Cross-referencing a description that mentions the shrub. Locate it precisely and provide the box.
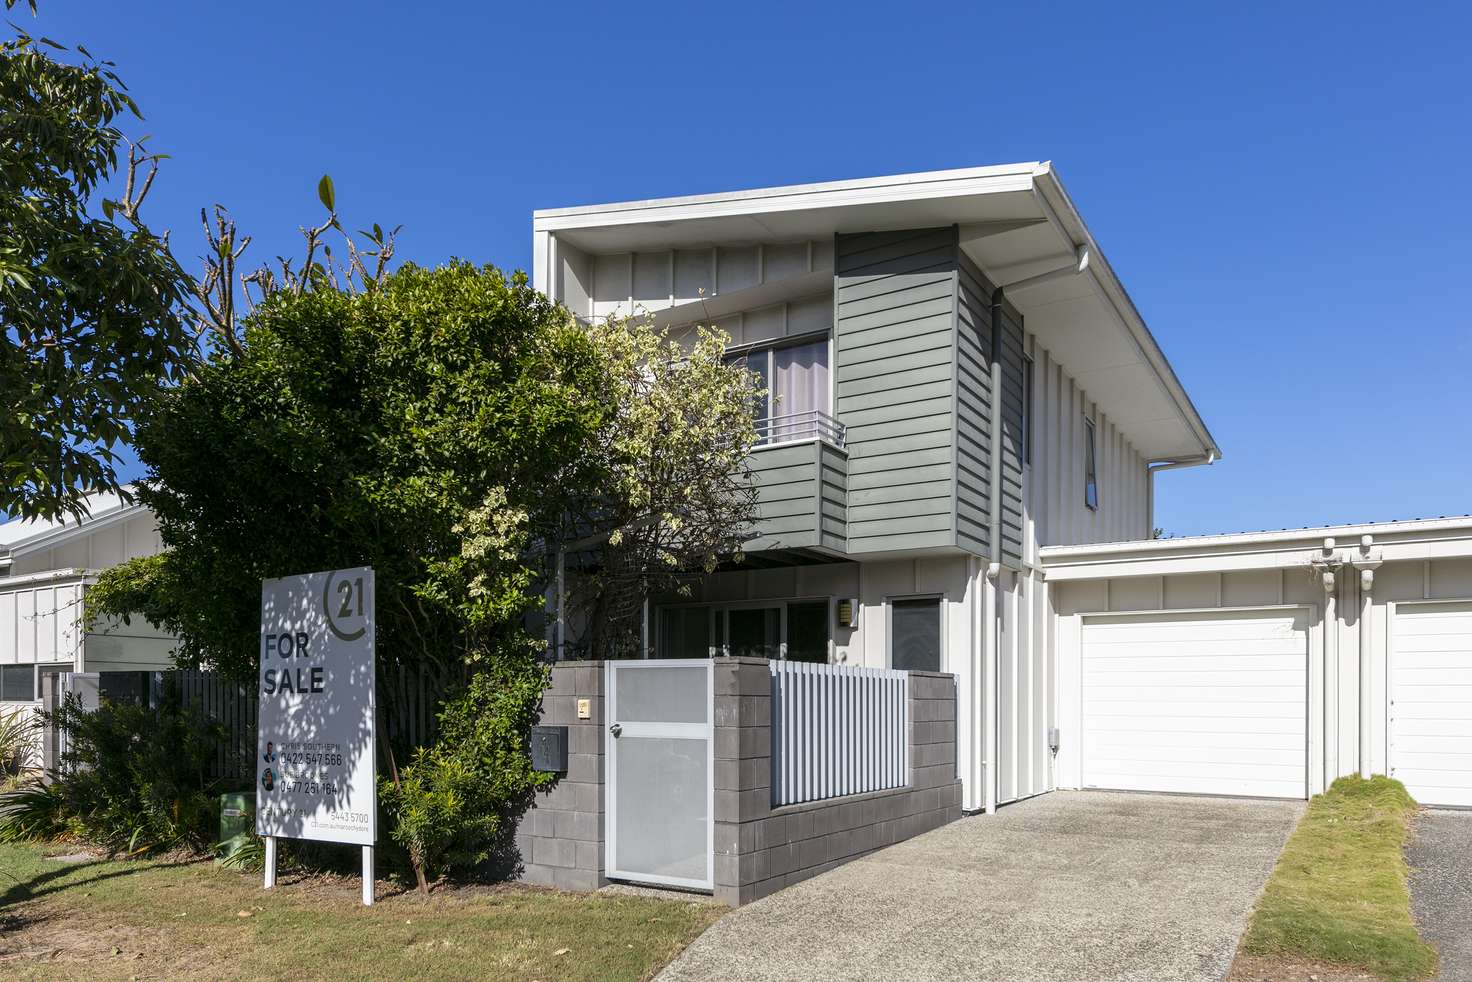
[39,691,235,853]
[0,707,39,777]
[0,780,73,842]
[380,653,554,885]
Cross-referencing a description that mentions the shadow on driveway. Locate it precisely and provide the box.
[660,790,1303,982]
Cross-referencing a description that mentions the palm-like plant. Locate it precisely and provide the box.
[0,708,39,777]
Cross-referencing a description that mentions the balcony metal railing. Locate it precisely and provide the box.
[755,410,846,449]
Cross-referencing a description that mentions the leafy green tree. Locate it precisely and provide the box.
[91,262,610,687]
[0,7,195,520]
[88,261,609,887]
[560,317,761,658]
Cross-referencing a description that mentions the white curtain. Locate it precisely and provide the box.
[772,339,830,440]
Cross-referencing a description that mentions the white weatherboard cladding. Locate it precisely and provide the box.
[1390,601,1472,807]
[1080,608,1309,798]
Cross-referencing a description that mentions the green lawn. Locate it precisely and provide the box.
[0,840,721,981]
[1238,775,1437,982]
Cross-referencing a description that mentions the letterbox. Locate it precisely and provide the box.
[530,725,568,773]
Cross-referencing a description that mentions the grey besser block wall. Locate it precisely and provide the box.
[712,658,961,906]
[513,662,608,893]
[519,658,960,906]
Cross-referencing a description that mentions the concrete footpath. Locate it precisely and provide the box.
[1408,809,1472,982]
[659,791,1302,982]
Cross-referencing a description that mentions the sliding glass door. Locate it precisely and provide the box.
[655,599,833,662]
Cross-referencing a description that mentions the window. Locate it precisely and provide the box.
[656,599,832,662]
[1084,417,1099,511]
[1021,355,1034,466]
[725,334,833,445]
[726,606,780,659]
[658,605,715,659]
[891,598,941,673]
[785,601,830,664]
[0,665,34,702]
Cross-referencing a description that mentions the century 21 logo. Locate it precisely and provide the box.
[324,570,366,642]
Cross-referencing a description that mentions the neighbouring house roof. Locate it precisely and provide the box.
[0,487,147,566]
[534,163,1220,463]
[1040,513,1472,580]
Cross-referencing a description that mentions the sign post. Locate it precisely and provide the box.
[256,567,376,905]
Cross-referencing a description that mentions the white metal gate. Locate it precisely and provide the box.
[605,659,713,891]
[39,671,99,774]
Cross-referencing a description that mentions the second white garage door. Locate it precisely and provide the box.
[1391,601,1472,808]
[1081,608,1309,799]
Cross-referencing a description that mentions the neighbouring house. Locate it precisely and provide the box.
[0,489,175,745]
[531,163,1472,821]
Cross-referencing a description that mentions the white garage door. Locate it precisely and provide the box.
[1391,601,1472,808]
[1081,608,1309,799]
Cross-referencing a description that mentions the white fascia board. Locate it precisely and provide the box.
[532,163,1042,232]
[0,568,92,590]
[1031,165,1221,462]
[6,502,151,559]
[1041,515,1472,580]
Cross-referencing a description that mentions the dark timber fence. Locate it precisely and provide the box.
[39,668,435,784]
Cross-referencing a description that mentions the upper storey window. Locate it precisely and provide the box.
[725,335,842,447]
[1022,355,1034,466]
[1084,416,1100,511]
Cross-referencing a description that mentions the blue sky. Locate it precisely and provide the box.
[27,1,1471,537]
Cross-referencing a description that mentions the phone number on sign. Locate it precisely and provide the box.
[279,780,339,796]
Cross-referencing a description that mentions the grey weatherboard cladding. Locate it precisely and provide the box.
[747,440,849,553]
[743,224,1026,563]
[835,227,961,555]
[955,253,994,557]
[996,296,1026,567]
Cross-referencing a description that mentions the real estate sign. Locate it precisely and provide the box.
[256,567,376,847]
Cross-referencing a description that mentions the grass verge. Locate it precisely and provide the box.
[0,840,722,981]
[1238,775,1437,982]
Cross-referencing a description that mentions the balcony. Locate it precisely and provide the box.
[745,418,848,556]
[755,410,846,449]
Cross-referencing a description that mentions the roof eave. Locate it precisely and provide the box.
[532,162,1043,229]
[1030,164,1221,462]
[5,501,150,558]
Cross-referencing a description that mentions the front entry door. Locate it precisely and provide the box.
[605,659,714,890]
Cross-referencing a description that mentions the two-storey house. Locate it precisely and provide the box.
[534,164,1221,813]
[536,163,1472,818]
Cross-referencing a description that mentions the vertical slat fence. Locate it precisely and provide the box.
[769,661,908,807]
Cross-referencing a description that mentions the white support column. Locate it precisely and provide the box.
[983,564,1001,814]
[1351,535,1383,780]
[263,835,277,890]
[959,557,981,811]
[1311,538,1342,781]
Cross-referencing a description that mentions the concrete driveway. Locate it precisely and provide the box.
[660,791,1302,982]
[1408,809,1472,982]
